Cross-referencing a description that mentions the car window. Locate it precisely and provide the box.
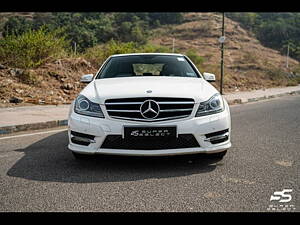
[97,55,200,79]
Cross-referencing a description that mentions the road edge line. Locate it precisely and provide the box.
[226,90,300,105]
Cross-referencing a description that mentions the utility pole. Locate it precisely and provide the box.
[220,12,225,95]
[74,42,77,56]
[286,43,289,69]
[172,38,175,53]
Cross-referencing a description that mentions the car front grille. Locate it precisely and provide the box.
[100,134,200,150]
[105,97,195,122]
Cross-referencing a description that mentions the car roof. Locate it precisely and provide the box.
[110,53,185,57]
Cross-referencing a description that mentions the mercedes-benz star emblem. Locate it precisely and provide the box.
[140,100,160,119]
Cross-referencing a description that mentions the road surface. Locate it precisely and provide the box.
[0,95,299,212]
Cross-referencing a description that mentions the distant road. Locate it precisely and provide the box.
[0,95,299,212]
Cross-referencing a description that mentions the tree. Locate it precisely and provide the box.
[227,12,300,61]
[3,16,33,37]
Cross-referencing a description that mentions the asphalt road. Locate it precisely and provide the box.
[0,95,299,212]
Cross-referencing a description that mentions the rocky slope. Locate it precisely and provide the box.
[0,58,97,107]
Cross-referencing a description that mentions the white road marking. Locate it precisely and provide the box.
[275,160,293,167]
[0,128,68,140]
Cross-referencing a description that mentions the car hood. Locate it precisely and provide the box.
[80,76,219,104]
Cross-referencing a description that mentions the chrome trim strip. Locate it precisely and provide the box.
[160,108,193,112]
[105,102,144,105]
[109,115,189,122]
[157,101,194,104]
[71,136,96,143]
[107,109,140,112]
[204,132,229,142]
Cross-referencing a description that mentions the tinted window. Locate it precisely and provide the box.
[97,55,200,79]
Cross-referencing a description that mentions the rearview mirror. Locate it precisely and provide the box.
[203,72,216,82]
[80,74,93,83]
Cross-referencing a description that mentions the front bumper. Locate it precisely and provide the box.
[68,104,231,156]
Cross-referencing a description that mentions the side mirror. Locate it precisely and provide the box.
[80,74,93,83]
[203,72,216,82]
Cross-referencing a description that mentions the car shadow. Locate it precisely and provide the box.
[7,131,224,183]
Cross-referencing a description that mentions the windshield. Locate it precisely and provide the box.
[96,55,200,79]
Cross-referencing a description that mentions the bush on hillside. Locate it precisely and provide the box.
[0,26,69,69]
[185,49,205,68]
[83,40,173,67]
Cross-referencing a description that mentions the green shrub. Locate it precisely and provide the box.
[286,79,298,86]
[292,64,300,75]
[137,43,171,53]
[294,76,300,84]
[102,40,139,57]
[185,49,205,67]
[83,40,173,67]
[82,45,105,67]
[19,70,40,85]
[83,40,139,67]
[0,26,69,69]
[265,67,286,80]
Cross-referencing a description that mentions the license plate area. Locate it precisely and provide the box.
[123,126,177,140]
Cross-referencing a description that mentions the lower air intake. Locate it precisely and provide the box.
[101,134,200,150]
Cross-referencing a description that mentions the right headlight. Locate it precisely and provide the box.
[74,95,104,118]
[195,93,225,117]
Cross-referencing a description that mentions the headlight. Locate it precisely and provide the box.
[195,93,224,117]
[74,95,104,118]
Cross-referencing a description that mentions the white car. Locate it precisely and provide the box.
[68,53,231,159]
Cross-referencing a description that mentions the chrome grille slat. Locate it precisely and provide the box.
[105,97,194,122]
[158,101,194,104]
[160,109,193,112]
[107,109,140,112]
[105,102,144,105]
[109,115,189,122]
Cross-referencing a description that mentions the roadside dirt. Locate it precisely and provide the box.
[0,58,97,108]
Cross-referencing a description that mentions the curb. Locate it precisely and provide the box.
[0,119,68,135]
[0,89,300,135]
[226,90,300,105]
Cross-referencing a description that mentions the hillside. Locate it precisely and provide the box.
[0,12,299,107]
[150,13,299,92]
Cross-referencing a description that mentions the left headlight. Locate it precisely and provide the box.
[195,93,224,117]
[74,95,104,118]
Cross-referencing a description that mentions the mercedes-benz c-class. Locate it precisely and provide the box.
[68,53,231,159]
